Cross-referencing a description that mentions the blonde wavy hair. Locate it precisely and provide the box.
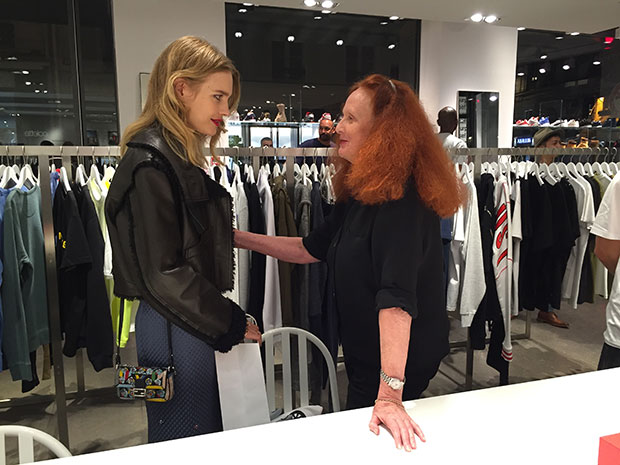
[121,36,241,167]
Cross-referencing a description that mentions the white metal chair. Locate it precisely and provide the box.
[0,425,71,465]
[262,327,340,414]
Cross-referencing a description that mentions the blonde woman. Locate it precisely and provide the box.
[105,36,260,443]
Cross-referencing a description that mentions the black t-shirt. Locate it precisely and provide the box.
[302,182,449,376]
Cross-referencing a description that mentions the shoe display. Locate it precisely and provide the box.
[515,120,529,126]
[539,117,550,126]
[602,118,617,128]
[537,310,569,329]
[567,139,577,148]
[579,119,592,128]
[590,138,600,148]
[527,117,539,126]
[567,119,579,128]
[592,121,602,128]
[551,120,563,127]
[577,136,589,148]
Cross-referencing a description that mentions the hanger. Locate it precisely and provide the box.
[273,162,281,177]
[58,146,71,191]
[0,157,19,188]
[16,147,37,190]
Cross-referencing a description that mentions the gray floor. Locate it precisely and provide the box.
[0,298,608,462]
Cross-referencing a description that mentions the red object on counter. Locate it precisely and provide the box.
[599,433,620,465]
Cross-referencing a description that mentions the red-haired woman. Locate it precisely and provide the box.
[235,74,464,451]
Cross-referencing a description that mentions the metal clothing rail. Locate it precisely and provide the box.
[0,145,121,450]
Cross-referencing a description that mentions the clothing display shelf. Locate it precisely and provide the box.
[512,125,620,147]
[0,145,122,451]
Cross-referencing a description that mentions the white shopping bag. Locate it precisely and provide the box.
[215,342,270,431]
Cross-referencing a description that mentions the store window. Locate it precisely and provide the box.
[513,28,620,149]
[225,2,420,147]
[0,0,119,146]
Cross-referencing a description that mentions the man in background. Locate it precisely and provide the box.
[437,107,467,150]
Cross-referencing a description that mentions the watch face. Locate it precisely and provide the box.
[389,379,403,390]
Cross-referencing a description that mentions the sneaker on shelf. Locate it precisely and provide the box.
[527,117,539,126]
[567,119,579,128]
[539,117,551,126]
[515,120,529,126]
[560,119,569,127]
[551,120,563,127]
[579,119,592,128]
[592,121,602,128]
[602,118,615,127]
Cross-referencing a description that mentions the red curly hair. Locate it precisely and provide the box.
[332,74,465,218]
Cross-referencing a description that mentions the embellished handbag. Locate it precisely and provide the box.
[114,299,176,402]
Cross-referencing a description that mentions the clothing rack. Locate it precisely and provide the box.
[1,145,606,449]
[0,145,121,449]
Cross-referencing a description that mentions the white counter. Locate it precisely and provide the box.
[54,369,620,464]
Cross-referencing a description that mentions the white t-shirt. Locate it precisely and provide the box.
[438,133,467,150]
[591,174,620,349]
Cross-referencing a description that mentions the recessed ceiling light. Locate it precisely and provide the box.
[540,54,548,60]
[570,32,580,36]
[321,0,334,8]
[380,21,388,25]
[489,95,498,102]
[266,100,270,103]
[34,89,40,93]
[470,13,483,23]
[321,9,331,13]
[539,68,547,74]
[484,15,498,23]
[336,39,344,46]
[43,90,48,93]
[25,81,32,85]
[563,64,570,70]
[287,35,295,42]
[389,15,399,20]
[388,43,396,49]
[238,8,247,13]
[243,2,253,5]
[517,72,525,76]
[593,60,601,65]
[555,36,563,40]
[39,82,44,85]
[304,0,317,6]
[7,57,17,61]
[291,93,296,97]
[517,27,526,31]
[314,16,322,19]
[235,31,243,38]
[22,70,29,75]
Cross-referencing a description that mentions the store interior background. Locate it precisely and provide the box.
[1,0,620,457]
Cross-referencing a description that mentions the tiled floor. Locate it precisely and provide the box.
[0,297,608,462]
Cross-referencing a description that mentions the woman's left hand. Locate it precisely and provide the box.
[369,399,425,452]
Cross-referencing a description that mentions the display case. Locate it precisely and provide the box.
[226,121,319,148]
[512,125,620,148]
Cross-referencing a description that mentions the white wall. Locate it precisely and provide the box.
[112,0,226,136]
[419,20,518,148]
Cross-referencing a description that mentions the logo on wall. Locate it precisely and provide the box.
[24,130,49,137]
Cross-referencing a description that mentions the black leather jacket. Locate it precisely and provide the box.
[105,124,246,352]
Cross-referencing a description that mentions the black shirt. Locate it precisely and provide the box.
[302,182,449,376]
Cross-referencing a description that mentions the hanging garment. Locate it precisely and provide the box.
[2,185,49,381]
[511,178,523,316]
[446,173,485,327]
[593,174,612,298]
[0,188,12,371]
[234,172,250,311]
[72,183,113,370]
[244,178,266,330]
[271,175,297,326]
[294,180,312,330]
[257,168,282,331]
[493,174,513,363]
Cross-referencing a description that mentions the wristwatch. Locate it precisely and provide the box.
[380,369,406,390]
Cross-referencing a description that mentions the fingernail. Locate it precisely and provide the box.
[405,446,411,452]
[397,445,402,450]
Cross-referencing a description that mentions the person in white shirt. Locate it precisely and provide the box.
[437,107,467,150]
[591,174,620,369]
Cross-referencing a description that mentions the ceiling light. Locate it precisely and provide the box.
[593,60,601,65]
[243,2,253,5]
[517,27,526,31]
[388,43,396,49]
[321,0,334,8]
[7,57,17,61]
[25,81,32,85]
[291,93,296,97]
[266,100,270,103]
[380,21,388,25]
[321,9,331,13]
[539,68,547,74]
[336,39,344,46]
[517,72,525,76]
[489,95,498,102]
[570,32,580,36]
[43,90,48,93]
[22,70,29,75]
[303,0,317,6]
[389,15,399,20]
[540,54,547,60]
[235,31,243,38]
[34,89,40,93]
[484,15,498,23]
[287,35,295,42]
[238,8,247,13]
[314,16,322,19]
[563,64,570,70]
[39,82,44,85]
[555,36,563,40]
[470,13,483,23]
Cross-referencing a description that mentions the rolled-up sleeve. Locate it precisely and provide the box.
[371,200,422,318]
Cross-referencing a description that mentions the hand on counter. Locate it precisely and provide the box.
[369,399,425,452]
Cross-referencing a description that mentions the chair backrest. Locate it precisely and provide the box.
[0,425,71,465]
[262,327,340,414]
